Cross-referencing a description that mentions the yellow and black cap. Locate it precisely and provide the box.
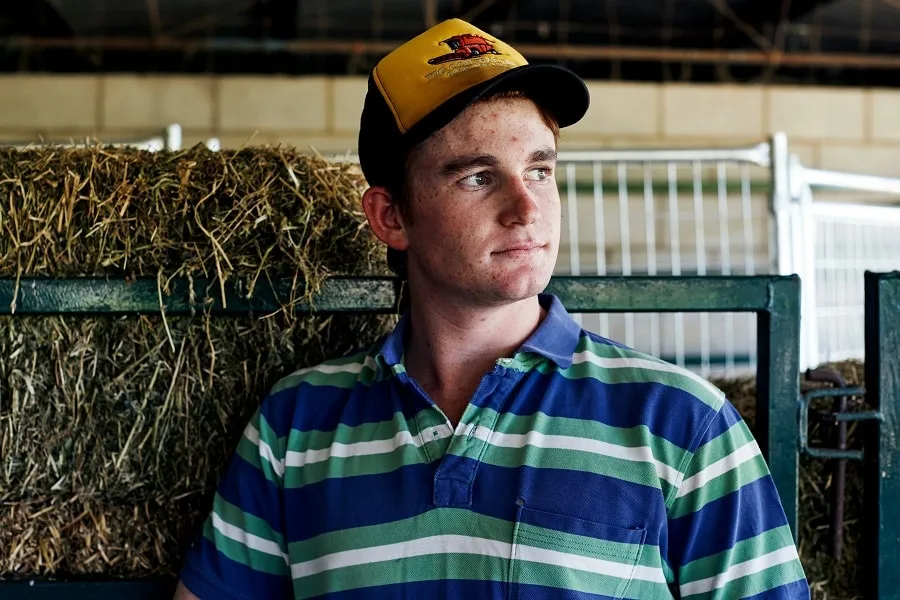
[358,18,590,187]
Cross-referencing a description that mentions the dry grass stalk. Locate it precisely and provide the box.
[0,145,392,579]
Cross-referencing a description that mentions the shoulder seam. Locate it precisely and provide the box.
[665,397,727,509]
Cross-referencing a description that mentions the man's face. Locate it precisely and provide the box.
[401,96,560,307]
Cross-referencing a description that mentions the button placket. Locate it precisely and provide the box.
[433,368,519,507]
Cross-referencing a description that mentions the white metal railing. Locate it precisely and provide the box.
[785,160,900,369]
[555,139,780,378]
[0,124,221,153]
[1,124,184,151]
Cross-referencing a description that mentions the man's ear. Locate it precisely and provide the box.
[362,186,409,251]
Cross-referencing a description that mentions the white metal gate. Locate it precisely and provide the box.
[785,162,900,369]
[555,140,780,378]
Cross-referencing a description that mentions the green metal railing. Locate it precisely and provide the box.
[863,272,900,600]
[3,272,896,598]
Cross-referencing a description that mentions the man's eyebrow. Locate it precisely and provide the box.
[530,147,558,163]
[440,154,501,176]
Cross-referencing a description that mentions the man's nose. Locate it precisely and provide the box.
[501,178,540,226]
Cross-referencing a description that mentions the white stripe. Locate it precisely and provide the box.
[473,427,681,486]
[243,424,285,478]
[211,512,289,566]
[281,354,378,381]
[516,544,667,584]
[284,426,453,469]
[680,545,800,596]
[676,440,761,498]
[571,351,723,401]
[291,535,510,579]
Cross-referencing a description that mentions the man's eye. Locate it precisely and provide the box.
[526,167,552,181]
[460,173,489,187]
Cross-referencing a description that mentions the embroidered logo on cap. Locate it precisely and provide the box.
[427,34,501,65]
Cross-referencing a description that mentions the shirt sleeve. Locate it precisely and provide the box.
[666,401,810,599]
[179,405,292,600]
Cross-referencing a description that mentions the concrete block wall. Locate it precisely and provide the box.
[1,74,899,177]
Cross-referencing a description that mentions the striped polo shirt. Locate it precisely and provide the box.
[180,294,809,599]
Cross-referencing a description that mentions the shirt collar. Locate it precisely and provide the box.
[376,293,581,371]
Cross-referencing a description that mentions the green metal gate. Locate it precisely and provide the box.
[0,273,897,598]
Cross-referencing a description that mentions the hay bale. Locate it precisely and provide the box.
[713,360,867,600]
[0,145,392,579]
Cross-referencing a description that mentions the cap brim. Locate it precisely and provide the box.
[406,63,589,147]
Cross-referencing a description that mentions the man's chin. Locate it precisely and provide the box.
[490,272,553,303]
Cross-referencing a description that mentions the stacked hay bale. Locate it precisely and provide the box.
[714,360,867,600]
[0,146,391,578]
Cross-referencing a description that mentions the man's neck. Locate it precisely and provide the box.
[403,292,544,425]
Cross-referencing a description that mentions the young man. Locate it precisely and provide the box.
[176,18,809,599]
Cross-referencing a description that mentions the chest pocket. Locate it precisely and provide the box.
[508,506,646,600]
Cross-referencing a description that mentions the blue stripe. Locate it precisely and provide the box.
[583,330,631,350]
[473,462,667,545]
[216,454,284,534]
[284,463,437,542]
[512,583,624,600]
[180,536,290,600]
[282,460,668,545]
[668,477,790,566]
[488,372,715,450]
[263,379,426,437]
[304,579,507,600]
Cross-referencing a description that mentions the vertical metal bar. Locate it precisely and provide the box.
[864,271,900,599]
[667,163,685,368]
[617,162,635,348]
[692,161,711,378]
[741,164,757,369]
[771,132,792,276]
[567,162,581,276]
[756,275,802,539]
[644,163,660,358]
[566,162,582,326]
[717,162,735,374]
[593,162,610,338]
[852,220,865,357]
[823,219,835,362]
[800,182,820,369]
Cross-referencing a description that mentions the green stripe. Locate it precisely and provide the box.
[572,336,725,410]
[514,521,655,568]
[682,559,807,599]
[213,495,287,550]
[683,420,756,479]
[293,553,510,599]
[288,509,514,562]
[679,526,796,583]
[269,350,378,394]
[510,554,637,598]
[282,440,441,488]
[284,406,448,454]
[234,413,282,485]
[284,413,413,454]
[576,337,671,363]
[547,358,723,411]
[662,557,675,583]
[487,409,688,473]
[479,444,672,496]
[203,516,288,576]
[257,411,284,457]
[669,456,770,519]
[620,577,679,599]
